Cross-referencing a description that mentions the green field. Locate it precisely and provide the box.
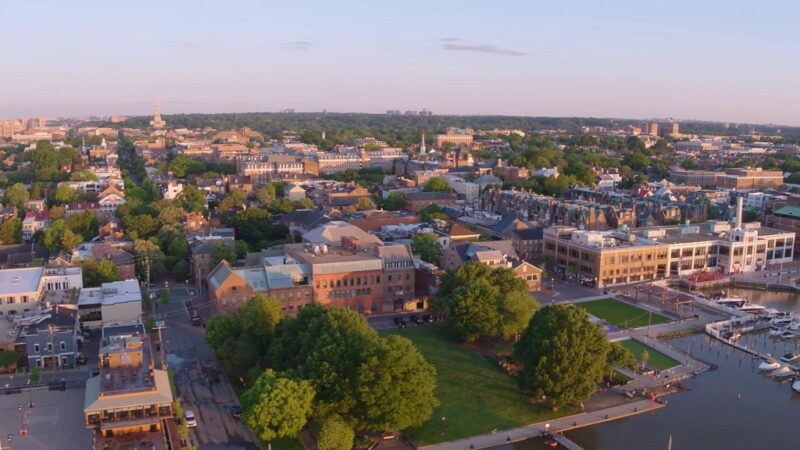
[577,298,670,329]
[385,326,575,446]
[619,339,680,370]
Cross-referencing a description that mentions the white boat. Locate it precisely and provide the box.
[780,352,800,363]
[771,316,795,327]
[773,366,796,378]
[782,331,797,340]
[739,303,766,314]
[792,379,800,393]
[768,326,784,337]
[759,359,781,371]
[716,297,747,308]
[787,321,800,332]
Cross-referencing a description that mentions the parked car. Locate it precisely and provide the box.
[394,317,407,329]
[229,405,243,421]
[76,354,88,365]
[184,410,197,428]
[422,314,433,324]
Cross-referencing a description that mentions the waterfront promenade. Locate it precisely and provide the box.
[421,399,665,450]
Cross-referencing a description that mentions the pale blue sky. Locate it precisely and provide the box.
[1,0,798,125]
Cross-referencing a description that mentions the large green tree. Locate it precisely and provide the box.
[82,258,119,287]
[436,262,537,342]
[316,416,354,450]
[423,177,450,192]
[382,192,405,211]
[240,370,315,442]
[515,305,611,409]
[4,183,29,210]
[0,219,21,245]
[354,335,438,430]
[411,233,442,266]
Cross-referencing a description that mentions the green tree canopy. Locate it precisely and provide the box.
[410,233,442,266]
[241,370,315,443]
[82,258,119,287]
[382,192,405,211]
[423,177,450,192]
[4,183,29,210]
[515,305,611,409]
[316,416,354,450]
[0,219,21,245]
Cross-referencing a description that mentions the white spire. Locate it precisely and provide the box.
[420,133,426,155]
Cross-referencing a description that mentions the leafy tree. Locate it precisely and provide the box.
[219,188,246,211]
[226,208,288,250]
[52,185,77,205]
[69,169,97,181]
[622,152,649,172]
[382,192,405,211]
[238,295,282,349]
[158,205,186,225]
[354,335,438,430]
[351,196,376,211]
[241,370,315,442]
[640,350,650,371]
[296,197,314,209]
[255,184,276,206]
[0,219,21,244]
[209,242,237,268]
[445,278,501,342]
[123,214,157,240]
[423,177,450,192]
[205,314,240,350]
[411,233,442,266]
[515,305,611,409]
[498,290,538,341]
[316,416,354,450]
[268,198,296,214]
[419,204,448,223]
[82,258,119,286]
[607,342,637,376]
[177,184,206,212]
[65,210,99,241]
[133,239,167,277]
[166,235,189,258]
[4,183,29,210]
[172,260,190,281]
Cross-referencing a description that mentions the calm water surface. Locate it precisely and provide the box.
[492,288,800,450]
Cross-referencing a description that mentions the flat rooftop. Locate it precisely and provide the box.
[0,266,43,294]
[78,279,142,307]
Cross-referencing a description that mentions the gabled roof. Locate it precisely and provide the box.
[303,221,382,246]
[208,261,234,290]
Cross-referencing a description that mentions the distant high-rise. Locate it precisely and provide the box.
[150,104,166,129]
[647,122,659,136]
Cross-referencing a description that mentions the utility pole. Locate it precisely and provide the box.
[154,319,167,369]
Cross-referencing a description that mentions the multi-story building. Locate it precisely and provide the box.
[22,211,51,241]
[766,205,800,254]
[434,132,473,148]
[442,240,542,290]
[716,168,784,190]
[668,169,720,188]
[317,151,363,174]
[208,261,313,315]
[15,305,79,368]
[404,192,458,213]
[544,209,794,288]
[237,154,307,183]
[0,266,83,316]
[83,322,173,437]
[77,279,142,329]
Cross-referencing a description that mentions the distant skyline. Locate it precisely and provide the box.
[1,0,799,126]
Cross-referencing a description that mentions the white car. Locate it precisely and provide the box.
[184,410,197,428]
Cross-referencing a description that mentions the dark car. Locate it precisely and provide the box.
[230,405,243,420]
[76,354,88,365]
[422,314,432,324]
[395,318,407,329]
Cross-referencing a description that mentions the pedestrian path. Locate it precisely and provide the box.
[421,399,665,450]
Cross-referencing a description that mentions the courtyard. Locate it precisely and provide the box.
[0,386,92,450]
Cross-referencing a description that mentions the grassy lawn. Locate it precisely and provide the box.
[619,339,680,370]
[385,326,575,446]
[577,298,670,329]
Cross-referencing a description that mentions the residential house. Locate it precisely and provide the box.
[15,305,79,368]
[284,184,306,202]
[22,211,50,241]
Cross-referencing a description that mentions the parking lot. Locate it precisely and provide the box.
[0,387,92,450]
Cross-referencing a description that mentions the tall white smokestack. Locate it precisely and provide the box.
[736,196,743,229]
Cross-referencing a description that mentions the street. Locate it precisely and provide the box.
[155,286,259,450]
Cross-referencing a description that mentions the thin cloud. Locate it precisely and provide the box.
[441,38,526,56]
[285,41,311,50]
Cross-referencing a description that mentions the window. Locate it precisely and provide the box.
[34,344,40,353]
[47,343,53,352]
[60,342,66,351]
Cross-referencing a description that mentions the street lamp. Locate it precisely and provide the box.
[27,379,32,408]
[441,416,446,435]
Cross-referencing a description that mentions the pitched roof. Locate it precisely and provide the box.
[774,206,800,218]
[208,261,234,290]
[303,221,382,246]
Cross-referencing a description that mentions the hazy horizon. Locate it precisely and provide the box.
[1,0,798,126]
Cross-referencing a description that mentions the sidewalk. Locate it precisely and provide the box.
[421,398,665,450]
[0,367,90,388]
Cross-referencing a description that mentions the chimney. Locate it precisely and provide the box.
[736,196,743,229]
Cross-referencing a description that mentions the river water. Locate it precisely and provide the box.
[491,287,800,450]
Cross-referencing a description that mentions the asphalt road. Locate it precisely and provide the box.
[157,286,259,450]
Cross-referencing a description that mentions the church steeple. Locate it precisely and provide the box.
[420,133,426,155]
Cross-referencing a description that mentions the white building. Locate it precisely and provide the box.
[533,167,559,178]
[163,181,184,200]
[443,175,480,203]
[0,266,82,315]
[77,279,142,329]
